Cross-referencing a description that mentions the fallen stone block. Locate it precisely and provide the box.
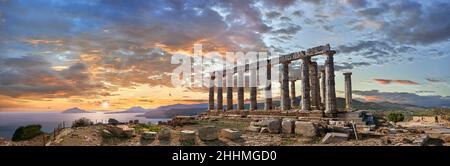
[123,128,135,138]
[295,121,318,137]
[141,131,157,140]
[282,119,295,134]
[198,126,218,141]
[413,134,430,146]
[107,125,135,138]
[442,134,450,143]
[247,126,261,132]
[267,119,281,134]
[101,129,113,137]
[158,128,171,141]
[329,120,347,127]
[180,130,196,142]
[220,128,241,140]
[321,132,349,144]
[260,127,269,133]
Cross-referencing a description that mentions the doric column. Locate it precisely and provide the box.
[344,72,352,111]
[226,71,233,111]
[226,87,233,110]
[290,80,298,107]
[309,61,319,110]
[317,72,321,109]
[216,73,223,111]
[264,63,273,110]
[250,68,257,111]
[320,69,326,110]
[250,87,257,110]
[208,74,215,111]
[237,65,245,111]
[237,87,244,110]
[301,57,311,111]
[281,62,291,110]
[324,51,337,114]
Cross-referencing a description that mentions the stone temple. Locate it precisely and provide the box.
[205,44,354,118]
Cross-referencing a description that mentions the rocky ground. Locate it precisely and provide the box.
[1,117,449,146]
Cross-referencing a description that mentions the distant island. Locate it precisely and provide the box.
[137,103,208,118]
[105,106,149,114]
[62,107,92,114]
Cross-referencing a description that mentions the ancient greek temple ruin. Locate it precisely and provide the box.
[207,44,353,118]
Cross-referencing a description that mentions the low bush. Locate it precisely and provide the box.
[12,124,43,142]
[387,113,405,123]
[72,117,93,128]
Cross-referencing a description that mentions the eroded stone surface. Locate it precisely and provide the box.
[282,119,295,134]
[220,128,241,140]
[180,130,196,142]
[321,132,349,144]
[198,126,218,141]
[295,121,318,137]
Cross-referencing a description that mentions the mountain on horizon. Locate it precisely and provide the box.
[61,107,92,114]
[105,106,149,114]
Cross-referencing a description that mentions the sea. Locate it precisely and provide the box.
[0,112,170,139]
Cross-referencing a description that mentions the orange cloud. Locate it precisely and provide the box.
[373,79,418,85]
[363,96,383,102]
[24,39,64,46]
[393,80,419,85]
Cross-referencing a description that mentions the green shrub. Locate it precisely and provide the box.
[387,113,405,122]
[134,124,161,133]
[72,117,93,128]
[12,124,43,142]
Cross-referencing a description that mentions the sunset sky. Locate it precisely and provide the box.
[0,0,449,112]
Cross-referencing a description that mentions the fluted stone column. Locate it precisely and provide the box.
[237,87,244,110]
[344,72,352,111]
[290,80,298,107]
[237,66,245,111]
[264,63,273,110]
[226,71,233,111]
[250,68,257,111]
[208,74,215,111]
[301,57,311,111]
[324,51,337,115]
[217,73,223,111]
[320,69,326,110]
[309,62,319,110]
[250,87,257,110]
[317,73,321,109]
[226,87,233,110]
[281,62,291,110]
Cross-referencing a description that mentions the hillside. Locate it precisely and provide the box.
[62,107,92,114]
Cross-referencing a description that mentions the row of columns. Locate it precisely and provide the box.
[208,51,353,115]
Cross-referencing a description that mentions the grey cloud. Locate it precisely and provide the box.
[358,1,450,45]
[333,62,370,71]
[0,56,108,98]
[263,0,297,9]
[266,11,281,19]
[280,16,292,22]
[426,78,447,83]
[292,10,304,17]
[345,0,368,8]
[337,40,417,64]
[301,0,324,5]
[353,90,450,108]
[271,25,302,35]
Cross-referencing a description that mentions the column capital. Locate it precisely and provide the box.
[343,72,352,76]
[325,50,336,56]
